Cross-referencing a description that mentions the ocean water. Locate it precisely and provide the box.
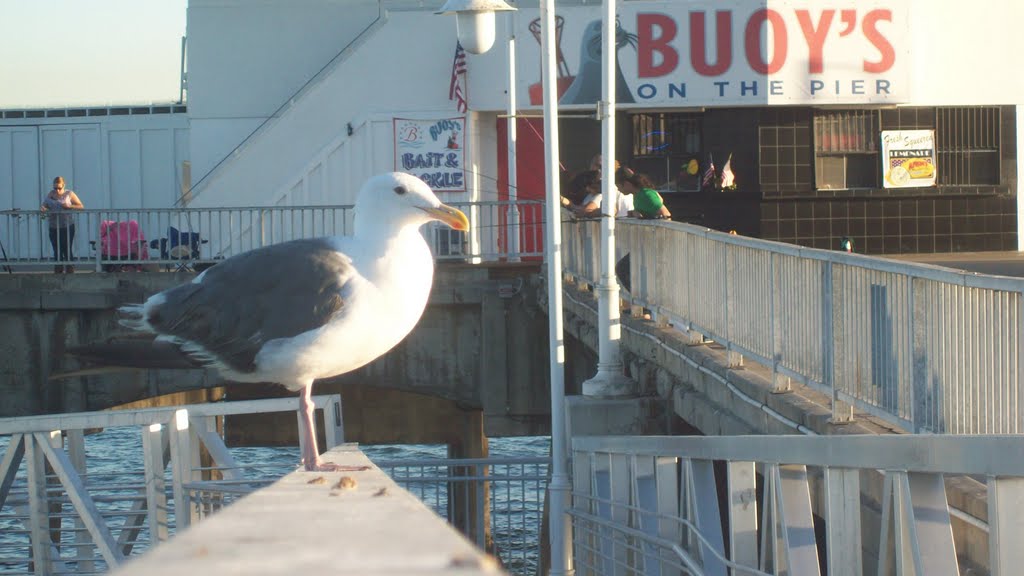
[0,429,550,574]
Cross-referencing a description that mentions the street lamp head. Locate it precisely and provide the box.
[436,0,516,55]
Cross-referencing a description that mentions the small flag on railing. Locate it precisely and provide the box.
[449,41,468,113]
[701,153,716,189]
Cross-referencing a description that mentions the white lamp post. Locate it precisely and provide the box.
[439,2,572,573]
[580,0,633,398]
[436,0,516,54]
[536,0,573,572]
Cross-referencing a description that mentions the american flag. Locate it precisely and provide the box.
[701,153,716,189]
[719,153,735,189]
[449,41,467,113]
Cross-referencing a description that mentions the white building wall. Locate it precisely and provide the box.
[185,0,383,182]
[188,8,472,208]
[906,3,1023,106]
[0,114,189,211]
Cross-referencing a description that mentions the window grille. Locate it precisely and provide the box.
[629,113,702,192]
[936,107,1000,185]
[813,110,879,189]
[814,111,877,153]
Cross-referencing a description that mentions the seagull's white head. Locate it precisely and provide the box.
[355,172,469,233]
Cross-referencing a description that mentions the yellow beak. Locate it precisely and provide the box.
[421,204,469,231]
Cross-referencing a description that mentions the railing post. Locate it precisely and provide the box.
[43,431,63,561]
[322,395,344,450]
[1019,288,1024,434]
[911,278,929,432]
[169,409,193,531]
[24,435,51,576]
[770,252,790,392]
[825,467,862,576]
[826,260,853,423]
[727,461,758,570]
[66,429,96,571]
[724,243,743,368]
[475,462,487,548]
[94,230,103,273]
[989,477,1024,575]
[142,423,169,545]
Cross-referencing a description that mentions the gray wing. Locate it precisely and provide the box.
[144,238,355,373]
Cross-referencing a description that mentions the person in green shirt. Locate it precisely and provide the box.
[618,170,672,220]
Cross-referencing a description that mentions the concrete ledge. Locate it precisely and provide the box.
[112,445,503,576]
[0,272,182,310]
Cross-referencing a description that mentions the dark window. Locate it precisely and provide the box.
[881,107,935,130]
[813,110,879,190]
[936,107,1000,185]
[759,108,812,194]
[433,227,465,257]
[629,112,702,192]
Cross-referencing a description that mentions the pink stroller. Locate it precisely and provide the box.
[97,220,149,272]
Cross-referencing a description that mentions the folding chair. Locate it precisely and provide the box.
[150,226,207,271]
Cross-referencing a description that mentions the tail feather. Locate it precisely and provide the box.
[63,338,203,373]
[117,304,152,332]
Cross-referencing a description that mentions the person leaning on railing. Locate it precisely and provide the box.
[40,176,85,273]
[614,168,670,304]
[562,169,602,218]
[617,168,671,220]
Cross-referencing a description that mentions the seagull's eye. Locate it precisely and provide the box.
[393,186,407,196]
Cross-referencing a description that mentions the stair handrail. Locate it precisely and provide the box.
[180,2,385,206]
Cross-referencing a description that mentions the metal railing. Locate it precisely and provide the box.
[376,456,549,575]
[0,396,342,574]
[571,434,1024,576]
[0,200,545,271]
[562,218,1024,434]
[0,399,550,575]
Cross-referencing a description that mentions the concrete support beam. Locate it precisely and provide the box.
[565,396,667,437]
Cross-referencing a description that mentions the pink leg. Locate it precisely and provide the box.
[297,386,369,473]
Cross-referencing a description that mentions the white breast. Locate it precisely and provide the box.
[254,233,435,386]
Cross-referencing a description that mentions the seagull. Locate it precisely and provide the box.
[114,172,468,472]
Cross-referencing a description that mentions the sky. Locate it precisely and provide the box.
[0,0,187,109]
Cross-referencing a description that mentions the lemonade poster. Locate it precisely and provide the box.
[881,130,936,188]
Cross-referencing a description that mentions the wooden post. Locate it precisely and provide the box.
[447,408,490,554]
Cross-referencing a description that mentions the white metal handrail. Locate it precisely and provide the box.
[0,200,545,271]
[562,218,1024,434]
[571,434,1024,576]
[0,395,342,574]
